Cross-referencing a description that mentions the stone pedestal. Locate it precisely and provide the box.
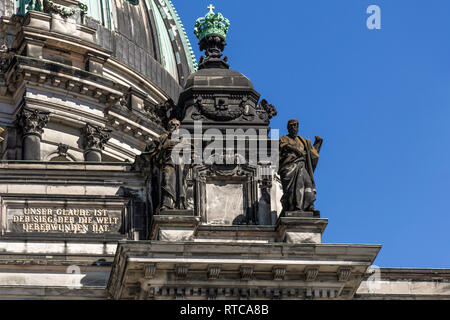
[283,210,320,218]
[195,225,277,243]
[159,209,195,216]
[150,211,198,241]
[277,212,328,244]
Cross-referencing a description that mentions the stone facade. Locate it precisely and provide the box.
[0,2,448,301]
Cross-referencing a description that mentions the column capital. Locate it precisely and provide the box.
[17,108,50,138]
[82,123,111,151]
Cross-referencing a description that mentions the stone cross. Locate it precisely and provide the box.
[207,4,215,13]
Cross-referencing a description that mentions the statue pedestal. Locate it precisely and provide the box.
[195,225,278,243]
[283,210,321,218]
[150,211,198,241]
[159,209,195,216]
[277,212,328,244]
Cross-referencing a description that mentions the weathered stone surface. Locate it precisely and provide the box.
[0,239,118,256]
[356,269,450,299]
[0,0,15,17]
[107,241,382,300]
[277,216,328,244]
[158,229,195,241]
[205,181,244,224]
[285,231,321,244]
[150,215,200,241]
[196,225,277,243]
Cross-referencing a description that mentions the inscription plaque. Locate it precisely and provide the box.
[9,207,121,234]
[1,196,126,236]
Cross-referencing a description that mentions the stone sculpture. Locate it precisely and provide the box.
[278,119,323,215]
[146,119,187,211]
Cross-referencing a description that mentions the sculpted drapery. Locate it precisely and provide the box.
[146,119,187,211]
[278,119,323,214]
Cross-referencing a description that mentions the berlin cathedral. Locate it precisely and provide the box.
[0,0,448,300]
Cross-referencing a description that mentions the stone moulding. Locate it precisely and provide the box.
[192,164,259,225]
[107,242,382,300]
[144,265,156,279]
[240,266,254,281]
[7,58,124,102]
[305,267,319,282]
[3,56,162,144]
[175,265,188,279]
[207,266,221,280]
[143,286,344,300]
[273,266,286,281]
[338,268,352,282]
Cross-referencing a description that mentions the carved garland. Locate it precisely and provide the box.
[23,0,88,20]
[44,0,76,18]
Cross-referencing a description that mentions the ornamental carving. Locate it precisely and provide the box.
[0,43,13,73]
[257,99,278,122]
[82,123,111,150]
[22,0,87,20]
[193,96,249,121]
[17,108,50,137]
[56,143,69,156]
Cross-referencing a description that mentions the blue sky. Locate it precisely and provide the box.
[172,0,450,268]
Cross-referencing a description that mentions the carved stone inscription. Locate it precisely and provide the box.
[9,207,122,234]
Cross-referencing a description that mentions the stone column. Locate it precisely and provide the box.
[17,108,50,160]
[82,123,111,162]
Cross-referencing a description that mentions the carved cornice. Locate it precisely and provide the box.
[4,56,124,105]
[175,265,188,279]
[17,107,50,137]
[273,266,286,281]
[144,285,342,300]
[240,266,254,281]
[82,123,111,151]
[144,265,156,279]
[108,242,381,300]
[207,266,221,280]
[338,268,352,282]
[305,267,319,282]
[107,112,159,144]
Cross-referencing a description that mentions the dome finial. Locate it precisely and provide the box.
[194,4,230,42]
[194,4,230,69]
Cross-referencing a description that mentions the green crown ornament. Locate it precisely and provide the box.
[194,4,230,42]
